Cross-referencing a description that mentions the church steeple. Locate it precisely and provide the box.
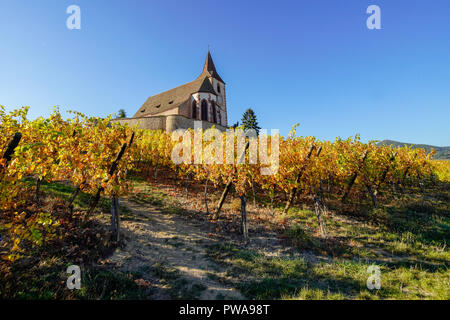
[201,51,225,84]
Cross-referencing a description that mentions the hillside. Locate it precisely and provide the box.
[377,140,450,160]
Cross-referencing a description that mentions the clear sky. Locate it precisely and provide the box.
[0,0,449,146]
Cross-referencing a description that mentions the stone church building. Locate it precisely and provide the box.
[114,52,228,132]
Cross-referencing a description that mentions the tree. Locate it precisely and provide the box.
[241,108,260,135]
[231,121,239,129]
[116,109,127,118]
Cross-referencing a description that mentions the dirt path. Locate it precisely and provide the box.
[97,198,244,300]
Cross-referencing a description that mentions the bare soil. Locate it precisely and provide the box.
[96,198,245,300]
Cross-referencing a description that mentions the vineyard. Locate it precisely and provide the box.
[0,106,449,299]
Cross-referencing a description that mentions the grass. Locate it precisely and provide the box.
[129,179,184,215]
[7,174,448,300]
[131,174,449,300]
[205,242,449,300]
[28,179,111,212]
[75,269,147,300]
[202,183,449,300]
[39,179,134,220]
[1,180,141,300]
[150,260,207,299]
[282,192,450,263]
[0,255,147,299]
[205,242,353,299]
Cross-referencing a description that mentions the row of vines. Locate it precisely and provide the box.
[0,106,442,259]
[0,106,134,261]
[131,125,438,239]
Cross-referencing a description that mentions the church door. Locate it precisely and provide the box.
[201,100,208,121]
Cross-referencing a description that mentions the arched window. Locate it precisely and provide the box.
[201,100,208,121]
[192,101,197,119]
[211,102,217,124]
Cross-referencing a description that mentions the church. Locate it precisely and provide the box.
[114,52,228,132]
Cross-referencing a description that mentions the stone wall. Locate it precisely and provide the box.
[112,116,166,130]
[111,115,227,132]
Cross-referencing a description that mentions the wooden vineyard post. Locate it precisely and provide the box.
[83,132,135,225]
[111,196,117,235]
[316,146,324,201]
[84,132,135,226]
[184,172,192,198]
[111,196,121,242]
[154,165,158,180]
[240,195,249,242]
[204,177,209,214]
[313,194,327,238]
[214,179,232,219]
[375,152,397,196]
[116,198,121,242]
[283,144,316,215]
[0,132,22,178]
[128,131,135,150]
[67,181,86,215]
[365,151,398,208]
[2,132,22,164]
[34,177,42,203]
[84,142,127,223]
[341,150,369,203]
[313,147,328,237]
[365,183,378,207]
[399,153,417,194]
[251,177,257,208]
[214,141,250,219]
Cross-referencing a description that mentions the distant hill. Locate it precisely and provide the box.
[377,140,450,160]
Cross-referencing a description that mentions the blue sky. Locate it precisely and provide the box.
[0,0,449,146]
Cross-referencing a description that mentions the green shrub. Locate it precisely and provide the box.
[368,208,391,226]
[284,225,320,250]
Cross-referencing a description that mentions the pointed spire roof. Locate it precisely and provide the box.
[201,51,225,84]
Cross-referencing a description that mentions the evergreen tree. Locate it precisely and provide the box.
[241,108,261,135]
[116,109,127,118]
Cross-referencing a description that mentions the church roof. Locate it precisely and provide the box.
[133,52,224,118]
[133,75,216,117]
[202,51,225,84]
